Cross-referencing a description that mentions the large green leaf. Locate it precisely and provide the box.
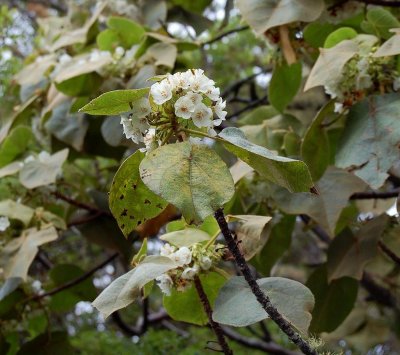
[306,265,358,333]
[301,101,334,181]
[139,142,234,224]
[219,127,313,193]
[92,256,177,318]
[19,149,69,189]
[237,106,278,126]
[361,7,400,40]
[163,272,225,326]
[79,88,149,115]
[272,166,367,237]
[336,94,400,189]
[213,276,314,334]
[107,16,145,48]
[303,22,337,48]
[227,215,272,260]
[160,228,210,247]
[269,62,302,113]
[236,0,324,35]
[0,126,34,168]
[109,151,167,237]
[327,215,388,282]
[324,27,358,48]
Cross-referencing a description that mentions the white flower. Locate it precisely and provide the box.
[59,53,72,64]
[171,246,192,267]
[155,274,173,296]
[120,115,148,144]
[115,46,125,59]
[185,91,203,106]
[38,151,51,164]
[150,79,173,105]
[213,98,227,125]
[394,77,400,91]
[160,243,176,257]
[334,102,344,113]
[190,70,215,93]
[131,97,151,118]
[192,103,213,128]
[142,128,157,152]
[199,256,212,270]
[0,216,10,232]
[174,96,195,119]
[181,265,199,280]
[168,72,192,90]
[205,86,220,101]
[24,156,35,164]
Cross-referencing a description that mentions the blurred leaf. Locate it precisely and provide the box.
[238,106,278,126]
[213,276,314,334]
[219,127,313,193]
[361,7,400,40]
[336,94,400,189]
[140,142,234,225]
[92,256,177,318]
[145,42,177,68]
[163,273,225,325]
[269,62,302,112]
[19,149,69,189]
[160,228,210,247]
[96,29,120,51]
[327,215,388,281]
[17,331,75,355]
[374,29,400,57]
[107,16,145,48]
[236,0,324,34]
[324,27,358,48]
[109,151,167,237]
[307,265,358,333]
[79,88,149,115]
[172,0,211,14]
[0,126,34,168]
[303,22,336,48]
[55,73,103,97]
[0,199,34,225]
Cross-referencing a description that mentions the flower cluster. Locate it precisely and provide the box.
[324,50,398,113]
[120,69,227,151]
[155,242,224,296]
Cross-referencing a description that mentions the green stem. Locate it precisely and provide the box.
[180,128,225,143]
[205,229,221,249]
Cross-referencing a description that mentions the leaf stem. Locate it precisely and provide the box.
[214,208,317,355]
[193,276,233,355]
[205,229,221,249]
[180,128,225,143]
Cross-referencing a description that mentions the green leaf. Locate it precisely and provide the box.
[304,39,358,91]
[49,264,97,312]
[140,142,234,224]
[172,0,212,14]
[79,88,149,115]
[219,127,313,193]
[107,16,145,47]
[306,265,358,333]
[301,101,334,181]
[0,227,58,281]
[227,215,272,260]
[0,126,34,168]
[132,239,148,265]
[16,331,75,355]
[237,105,279,126]
[361,7,400,40]
[252,214,295,276]
[213,276,314,334]
[0,200,34,225]
[236,0,324,35]
[269,62,302,113]
[327,215,388,282]
[96,29,120,51]
[163,273,225,325]
[92,256,177,318]
[19,149,69,189]
[303,22,337,48]
[55,73,103,97]
[160,228,210,247]
[336,94,400,189]
[272,166,367,237]
[109,151,168,237]
[324,27,358,48]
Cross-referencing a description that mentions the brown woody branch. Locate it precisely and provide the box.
[214,209,317,355]
[202,26,250,46]
[350,189,400,200]
[378,240,400,266]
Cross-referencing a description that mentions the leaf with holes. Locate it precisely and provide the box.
[92,256,177,318]
[336,94,400,189]
[219,127,313,193]
[213,276,314,334]
[109,151,168,237]
[236,0,324,35]
[140,142,235,225]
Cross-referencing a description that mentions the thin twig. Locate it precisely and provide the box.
[202,25,250,46]
[194,276,233,355]
[225,95,269,120]
[378,240,400,266]
[350,189,400,200]
[214,209,317,355]
[26,253,119,302]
